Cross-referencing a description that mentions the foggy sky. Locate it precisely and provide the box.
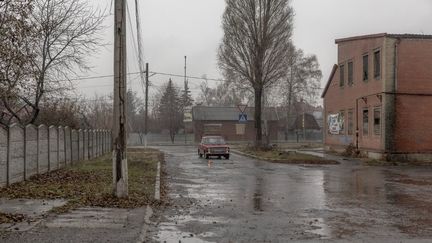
[76,0,432,103]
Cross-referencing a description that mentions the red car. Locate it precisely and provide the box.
[198,136,230,159]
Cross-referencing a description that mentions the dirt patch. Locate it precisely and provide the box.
[0,148,164,214]
[0,212,27,224]
[389,178,432,186]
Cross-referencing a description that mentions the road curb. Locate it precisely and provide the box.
[136,206,153,243]
[232,149,339,165]
[154,161,161,201]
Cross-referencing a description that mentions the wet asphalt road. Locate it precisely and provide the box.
[147,146,432,242]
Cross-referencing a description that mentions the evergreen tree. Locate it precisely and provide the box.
[181,80,194,110]
[158,79,182,143]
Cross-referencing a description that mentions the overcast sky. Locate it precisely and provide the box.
[76,0,432,102]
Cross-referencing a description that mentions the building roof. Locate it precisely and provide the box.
[192,106,281,121]
[321,64,338,98]
[335,33,432,44]
[290,113,321,131]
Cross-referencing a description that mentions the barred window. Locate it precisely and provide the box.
[348,61,354,86]
[339,64,345,87]
[363,55,369,81]
[374,50,381,79]
[374,107,381,135]
[363,109,369,136]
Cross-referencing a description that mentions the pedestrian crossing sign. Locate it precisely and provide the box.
[239,114,247,123]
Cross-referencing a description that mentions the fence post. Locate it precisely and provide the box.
[84,130,88,161]
[0,127,7,187]
[49,126,58,171]
[8,124,25,184]
[25,124,38,180]
[64,127,71,165]
[58,126,65,167]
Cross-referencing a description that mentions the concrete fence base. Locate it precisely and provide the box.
[0,124,112,187]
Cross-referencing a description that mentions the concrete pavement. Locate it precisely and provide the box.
[145,146,432,242]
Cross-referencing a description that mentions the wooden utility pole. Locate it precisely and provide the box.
[144,63,149,147]
[113,0,128,198]
[184,56,187,145]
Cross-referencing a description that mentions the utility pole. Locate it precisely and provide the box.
[134,0,147,146]
[184,56,187,145]
[144,63,149,147]
[113,0,128,198]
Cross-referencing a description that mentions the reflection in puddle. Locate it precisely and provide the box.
[306,218,332,239]
[154,215,223,243]
[253,192,262,211]
[156,224,215,243]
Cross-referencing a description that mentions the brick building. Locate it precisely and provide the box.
[322,33,432,161]
[192,106,279,142]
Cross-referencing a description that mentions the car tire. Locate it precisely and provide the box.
[205,153,210,159]
[198,150,202,158]
[225,155,230,160]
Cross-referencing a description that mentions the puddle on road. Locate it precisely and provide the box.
[156,224,215,243]
[154,215,223,243]
[305,218,332,239]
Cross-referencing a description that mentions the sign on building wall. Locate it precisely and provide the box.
[328,113,344,135]
[236,124,246,135]
[183,108,192,122]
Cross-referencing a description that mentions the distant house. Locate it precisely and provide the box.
[192,106,280,142]
[192,104,325,143]
[322,33,432,161]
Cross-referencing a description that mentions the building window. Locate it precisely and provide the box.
[363,109,369,136]
[339,64,345,87]
[374,107,381,135]
[363,54,369,81]
[348,61,354,86]
[348,109,354,135]
[374,50,381,79]
[339,110,345,134]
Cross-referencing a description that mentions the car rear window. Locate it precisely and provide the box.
[202,137,226,145]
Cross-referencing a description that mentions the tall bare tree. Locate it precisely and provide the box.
[197,78,251,107]
[218,0,294,147]
[0,0,105,126]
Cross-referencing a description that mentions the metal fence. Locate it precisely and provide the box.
[0,124,112,187]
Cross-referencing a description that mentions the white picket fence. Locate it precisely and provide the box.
[0,124,112,187]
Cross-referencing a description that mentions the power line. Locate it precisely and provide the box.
[55,71,324,90]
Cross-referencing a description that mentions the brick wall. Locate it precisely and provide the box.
[324,37,386,151]
[394,39,432,153]
[193,121,278,142]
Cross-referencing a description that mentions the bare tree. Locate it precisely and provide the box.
[35,97,85,129]
[0,0,106,126]
[218,0,294,147]
[278,46,322,138]
[0,0,36,126]
[83,94,113,129]
[197,78,251,107]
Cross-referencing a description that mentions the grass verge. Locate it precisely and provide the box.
[0,148,163,214]
[239,147,339,165]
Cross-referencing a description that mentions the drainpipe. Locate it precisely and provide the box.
[386,38,401,157]
[355,97,362,150]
